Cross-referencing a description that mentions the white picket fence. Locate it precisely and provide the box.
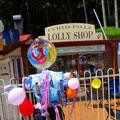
[0,68,120,120]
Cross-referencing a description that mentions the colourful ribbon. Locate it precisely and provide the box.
[48,103,61,120]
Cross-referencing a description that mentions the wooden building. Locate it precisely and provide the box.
[0,23,120,84]
[0,34,33,84]
[38,23,120,76]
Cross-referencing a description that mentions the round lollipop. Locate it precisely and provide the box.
[28,38,57,69]
[91,78,102,89]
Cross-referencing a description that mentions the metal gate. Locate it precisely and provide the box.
[65,68,120,120]
[0,68,120,120]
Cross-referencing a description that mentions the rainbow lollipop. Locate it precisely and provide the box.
[28,38,57,69]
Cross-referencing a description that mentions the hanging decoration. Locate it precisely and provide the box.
[7,36,85,118]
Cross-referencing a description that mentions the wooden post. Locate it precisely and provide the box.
[72,55,75,72]
[111,43,117,74]
[77,54,79,73]
[0,33,3,51]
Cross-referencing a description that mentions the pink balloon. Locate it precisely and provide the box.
[8,87,25,105]
[68,78,79,89]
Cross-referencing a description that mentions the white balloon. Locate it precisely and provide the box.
[8,87,25,105]
[68,78,79,89]
[0,20,4,33]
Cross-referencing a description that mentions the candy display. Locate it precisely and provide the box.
[8,70,79,118]
[23,70,68,118]
[8,35,82,118]
[28,38,57,69]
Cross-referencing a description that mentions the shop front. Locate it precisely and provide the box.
[50,45,105,76]
[38,23,120,76]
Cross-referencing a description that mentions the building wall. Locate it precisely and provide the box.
[0,59,14,85]
[104,44,113,74]
[5,47,21,57]
[104,43,118,75]
[21,46,29,76]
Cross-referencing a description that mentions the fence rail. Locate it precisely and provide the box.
[0,68,120,120]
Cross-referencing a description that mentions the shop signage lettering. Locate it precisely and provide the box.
[0,63,11,80]
[47,24,92,32]
[1,73,9,76]
[48,31,94,41]
[73,31,93,39]
[48,32,71,40]
[39,23,103,42]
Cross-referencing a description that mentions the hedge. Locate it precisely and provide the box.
[96,27,120,39]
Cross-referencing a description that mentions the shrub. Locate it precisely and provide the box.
[96,27,120,39]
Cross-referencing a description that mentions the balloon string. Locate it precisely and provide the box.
[23,77,26,90]
[30,76,32,89]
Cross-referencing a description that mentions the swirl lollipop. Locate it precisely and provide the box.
[28,38,57,69]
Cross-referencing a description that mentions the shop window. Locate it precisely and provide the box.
[49,53,104,77]
[81,53,104,76]
[12,57,24,78]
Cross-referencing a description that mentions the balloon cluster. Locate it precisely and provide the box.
[8,38,56,116]
[64,72,80,98]
[28,38,57,69]
[8,87,34,116]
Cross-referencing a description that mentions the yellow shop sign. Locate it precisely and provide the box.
[39,23,103,42]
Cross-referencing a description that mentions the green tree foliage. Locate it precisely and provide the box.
[0,0,119,38]
[96,27,120,39]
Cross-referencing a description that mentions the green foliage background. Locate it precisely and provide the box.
[0,0,120,39]
[96,27,120,39]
